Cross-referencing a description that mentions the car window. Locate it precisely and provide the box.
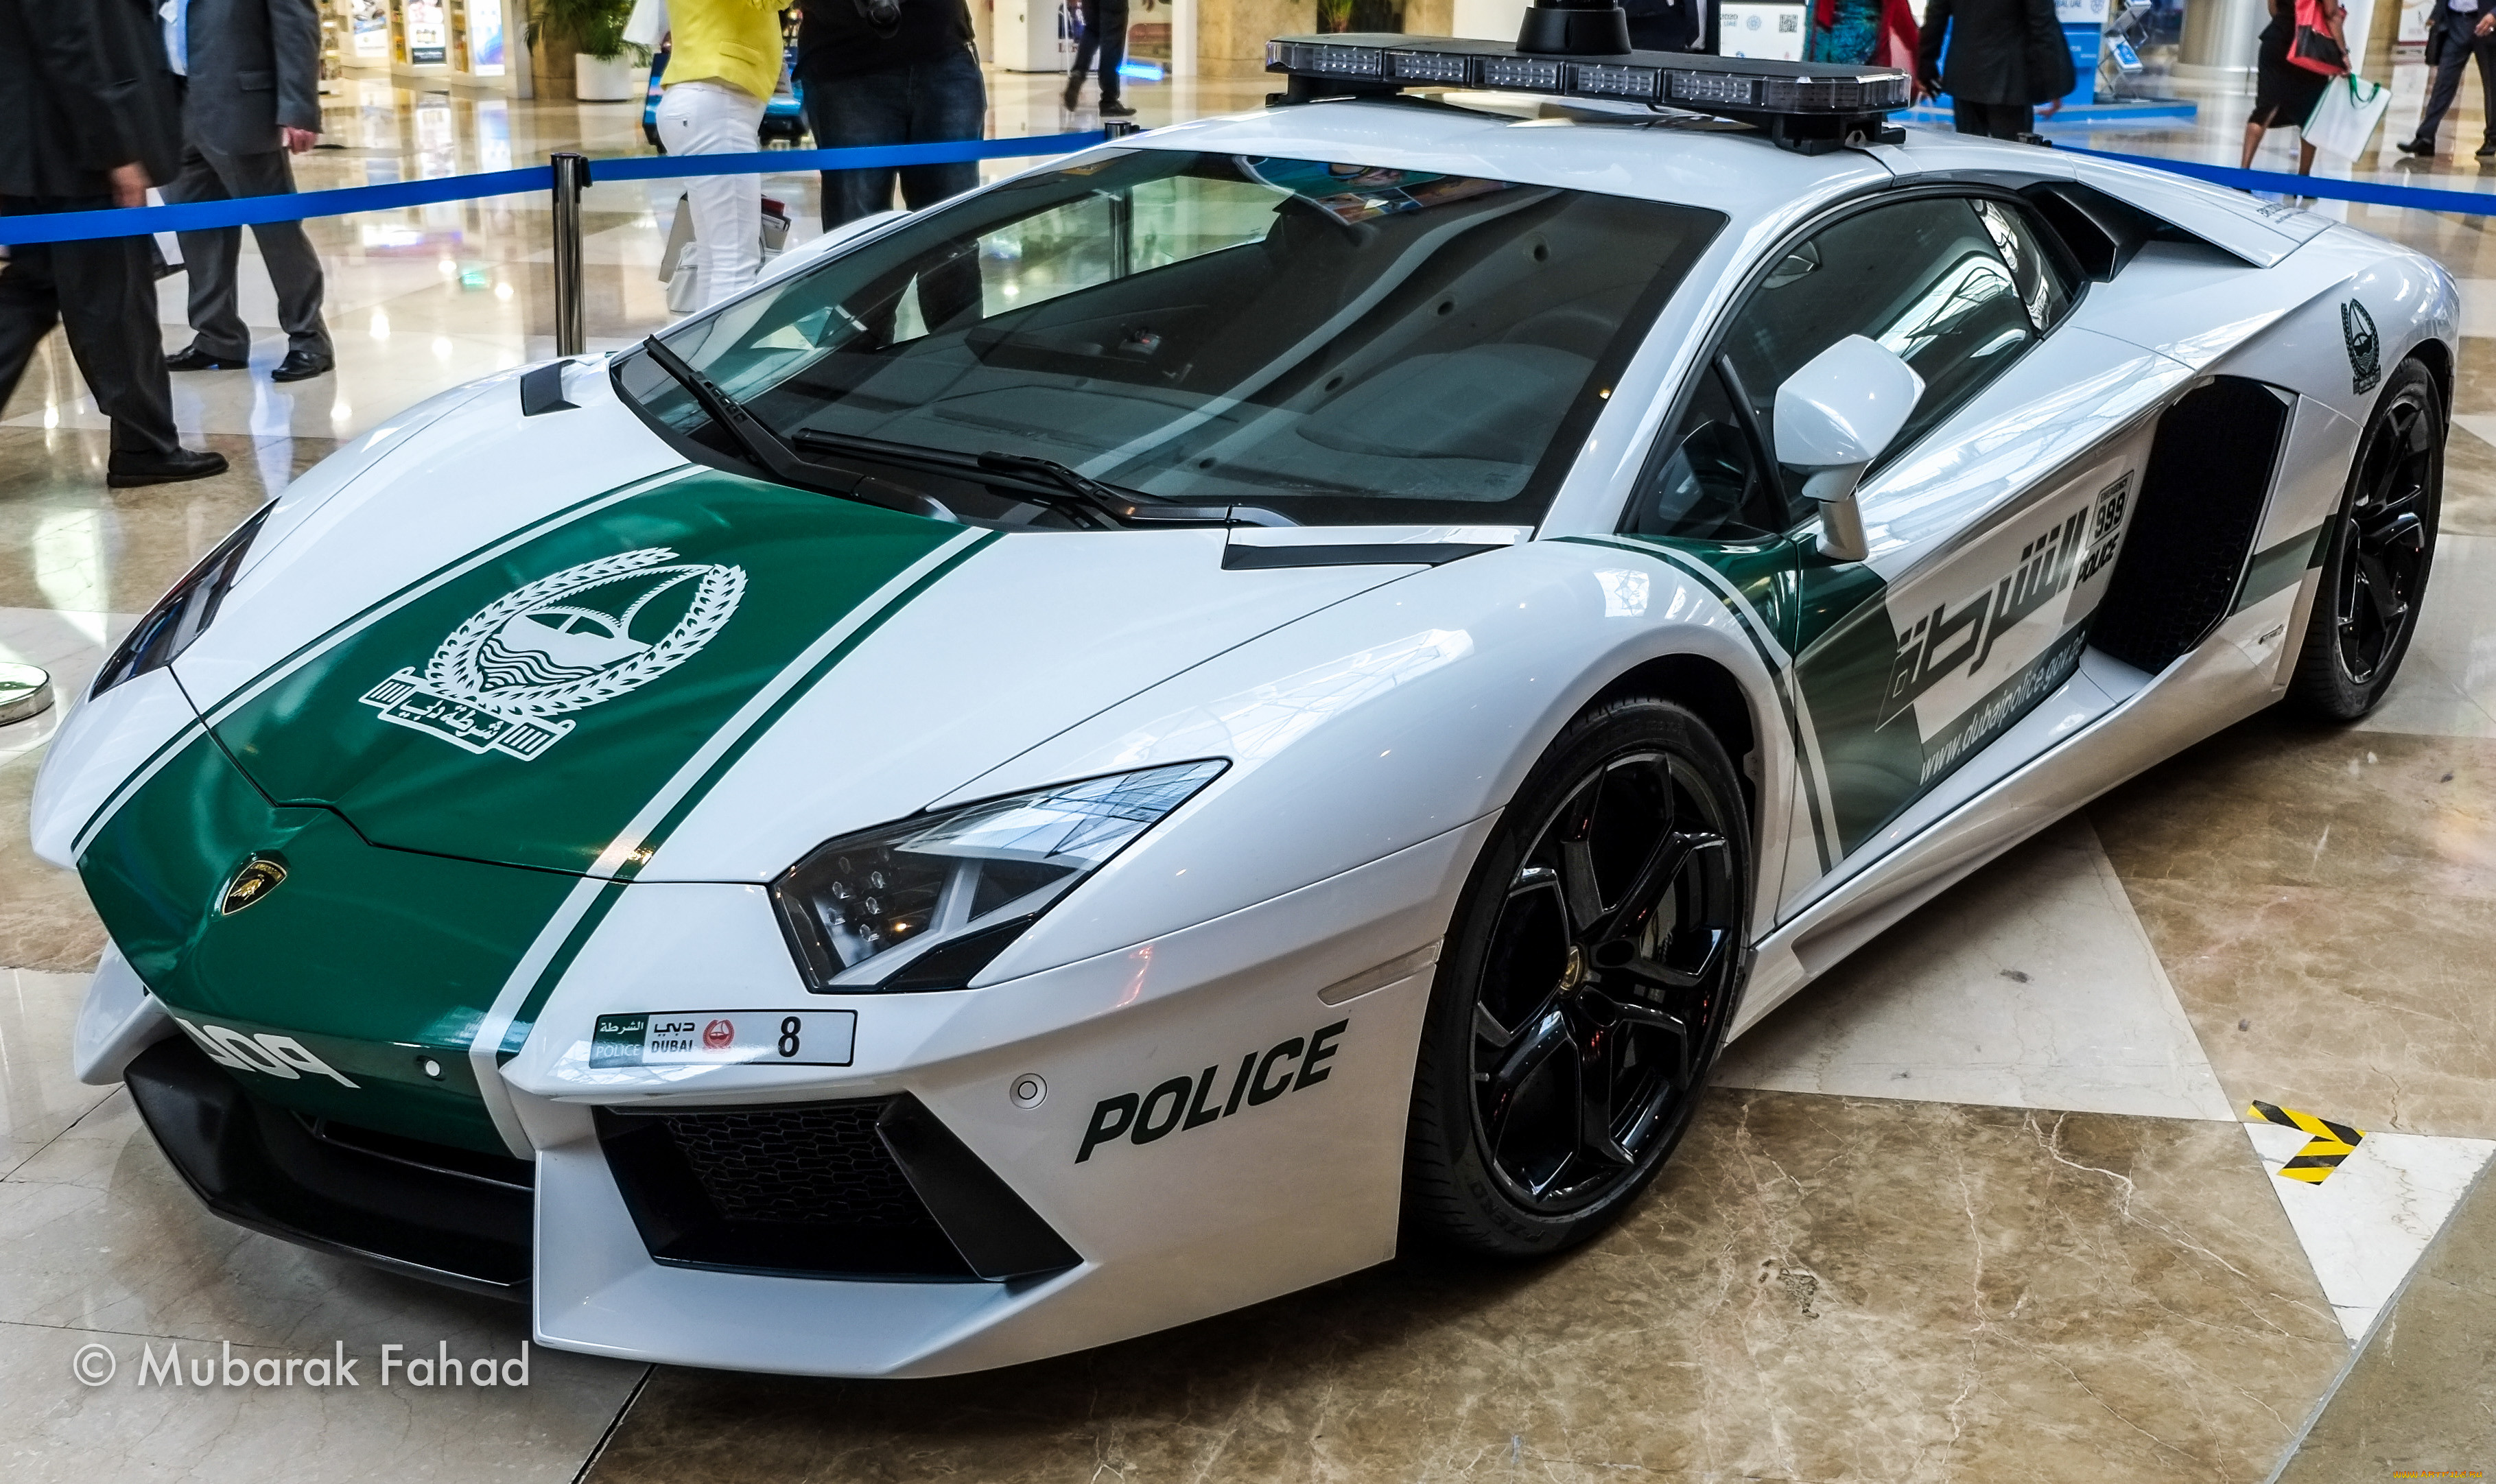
[1972,198,2075,333]
[1716,196,2042,513]
[618,150,1724,529]
[961,174,1284,324]
[1625,362,1784,541]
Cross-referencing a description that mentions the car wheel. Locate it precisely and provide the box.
[2289,358,2442,721]
[1403,696,1752,1258]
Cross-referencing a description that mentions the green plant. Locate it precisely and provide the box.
[526,0,648,63]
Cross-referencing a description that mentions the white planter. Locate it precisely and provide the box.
[575,52,638,102]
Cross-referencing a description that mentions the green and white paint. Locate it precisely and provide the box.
[1582,440,2144,915]
[79,468,992,1155]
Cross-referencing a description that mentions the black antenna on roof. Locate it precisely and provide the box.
[1515,0,1632,56]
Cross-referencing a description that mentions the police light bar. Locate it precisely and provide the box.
[1265,7,1913,154]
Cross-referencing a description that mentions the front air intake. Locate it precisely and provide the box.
[598,1094,1080,1282]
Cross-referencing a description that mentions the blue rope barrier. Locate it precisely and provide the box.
[2059,144,2496,216]
[0,131,1109,248]
[11,125,2491,248]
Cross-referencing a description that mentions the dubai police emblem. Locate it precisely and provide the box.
[360,547,746,760]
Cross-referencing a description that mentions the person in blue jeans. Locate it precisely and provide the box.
[796,0,987,228]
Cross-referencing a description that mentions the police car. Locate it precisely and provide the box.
[35,1,2450,1377]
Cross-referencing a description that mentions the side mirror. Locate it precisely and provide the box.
[1772,335,1924,562]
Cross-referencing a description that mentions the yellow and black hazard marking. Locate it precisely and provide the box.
[2249,1102,2365,1184]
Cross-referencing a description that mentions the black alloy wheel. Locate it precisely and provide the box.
[2291,358,2442,720]
[1404,696,1751,1257]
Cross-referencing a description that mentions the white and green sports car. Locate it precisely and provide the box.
[36,33,2450,1377]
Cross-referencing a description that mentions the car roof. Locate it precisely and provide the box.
[1127,97,2327,268]
[1124,96,1891,221]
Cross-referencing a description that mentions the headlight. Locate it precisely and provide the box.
[91,502,275,698]
[772,760,1227,993]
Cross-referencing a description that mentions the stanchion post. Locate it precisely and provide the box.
[550,152,590,357]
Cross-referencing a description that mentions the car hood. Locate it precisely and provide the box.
[185,460,1407,879]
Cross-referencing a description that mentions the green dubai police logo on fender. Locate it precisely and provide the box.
[359,547,747,761]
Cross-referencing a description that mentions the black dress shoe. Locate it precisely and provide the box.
[165,347,248,372]
[2396,137,2437,156]
[1100,99,1136,117]
[106,448,229,487]
[1063,73,1083,109]
[271,348,335,382]
[2477,141,2496,158]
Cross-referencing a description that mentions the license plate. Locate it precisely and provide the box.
[589,1010,856,1069]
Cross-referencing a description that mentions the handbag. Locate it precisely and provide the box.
[2289,0,2348,76]
[661,194,792,313]
[2304,72,2392,158]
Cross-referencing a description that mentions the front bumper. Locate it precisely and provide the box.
[126,1031,1077,1296]
[110,817,1489,1376]
[123,1037,534,1299]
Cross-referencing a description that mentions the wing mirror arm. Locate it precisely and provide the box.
[1771,335,1924,566]
[1799,465,1872,563]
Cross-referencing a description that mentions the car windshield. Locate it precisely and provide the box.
[614,148,1723,528]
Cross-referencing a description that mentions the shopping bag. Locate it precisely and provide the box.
[623,0,668,49]
[661,193,790,313]
[2289,0,2348,75]
[2305,73,2391,160]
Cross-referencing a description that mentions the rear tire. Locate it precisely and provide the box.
[1402,696,1752,1258]
[2288,359,2442,721]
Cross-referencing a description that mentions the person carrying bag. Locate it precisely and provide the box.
[633,0,785,309]
[2245,0,2346,173]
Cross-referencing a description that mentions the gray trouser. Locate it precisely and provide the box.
[164,142,331,360]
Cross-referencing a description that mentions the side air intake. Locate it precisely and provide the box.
[2087,377,2294,674]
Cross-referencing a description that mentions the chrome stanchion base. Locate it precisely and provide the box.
[0,663,54,727]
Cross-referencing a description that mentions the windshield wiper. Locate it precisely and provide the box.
[978,451,1297,530]
[638,337,948,519]
[789,428,1112,527]
[791,427,1297,530]
[974,451,1161,530]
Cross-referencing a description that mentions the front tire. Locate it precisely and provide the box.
[1402,696,1753,1258]
[2288,358,2442,720]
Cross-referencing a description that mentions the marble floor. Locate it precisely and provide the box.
[3,55,2494,1484]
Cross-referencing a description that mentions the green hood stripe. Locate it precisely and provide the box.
[639,530,1003,859]
[470,528,999,1146]
[207,469,972,877]
[84,471,991,1159]
[73,476,672,860]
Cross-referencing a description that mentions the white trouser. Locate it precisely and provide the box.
[655,78,768,309]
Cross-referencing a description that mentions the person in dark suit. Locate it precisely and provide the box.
[1623,0,1706,51]
[1914,0,2074,139]
[0,0,227,486]
[160,0,334,381]
[2397,0,2496,157]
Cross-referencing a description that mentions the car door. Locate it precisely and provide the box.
[1622,190,2152,918]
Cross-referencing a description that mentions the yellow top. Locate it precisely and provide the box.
[665,0,784,103]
